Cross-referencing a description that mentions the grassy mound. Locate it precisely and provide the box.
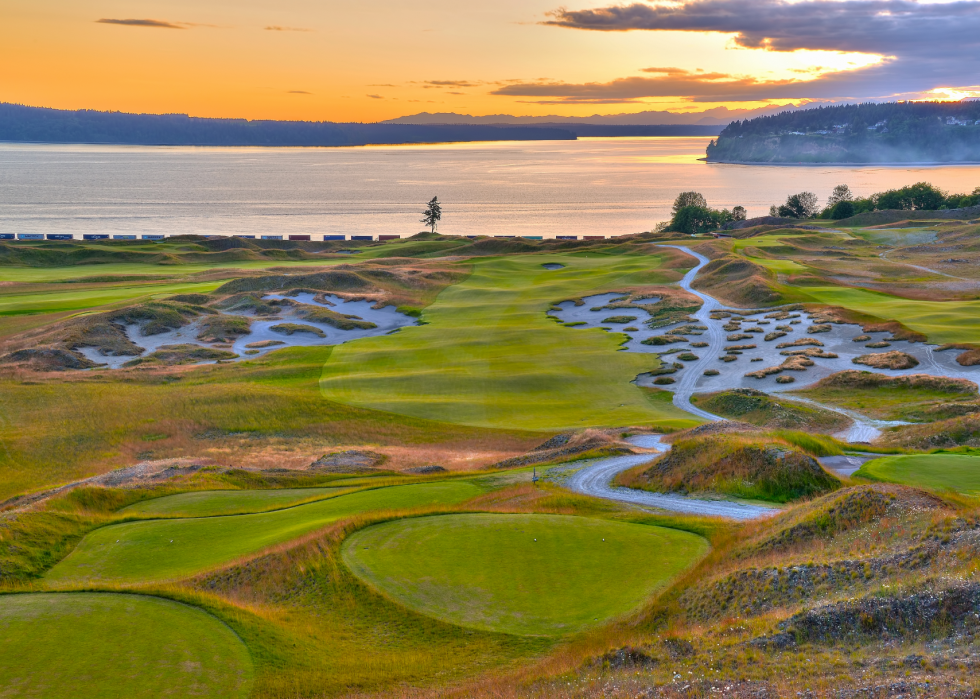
[856,453,980,494]
[342,513,707,636]
[0,593,252,698]
[689,253,785,307]
[45,480,481,585]
[269,322,326,337]
[693,389,849,432]
[852,350,919,370]
[296,304,378,330]
[621,432,840,503]
[798,370,980,421]
[124,344,238,367]
[740,484,944,556]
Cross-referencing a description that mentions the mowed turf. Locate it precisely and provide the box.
[319,253,698,431]
[120,486,360,517]
[856,453,980,494]
[0,279,224,316]
[342,513,708,636]
[46,481,482,585]
[797,286,980,345]
[0,592,252,698]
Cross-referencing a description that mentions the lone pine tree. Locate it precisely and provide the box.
[421,196,442,233]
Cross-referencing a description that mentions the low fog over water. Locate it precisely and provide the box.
[2,138,979,239]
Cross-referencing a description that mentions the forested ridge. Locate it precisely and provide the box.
[706,101,980,163]
[0,103,575,147]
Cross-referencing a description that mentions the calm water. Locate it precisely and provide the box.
[2,138,979,239]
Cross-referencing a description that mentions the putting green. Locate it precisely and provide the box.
[46,481,482,585]
[342,513,708,636]
[121,486,359,517]
[856,453,980,494]
[0,593,251,698]
[319,253,699,430]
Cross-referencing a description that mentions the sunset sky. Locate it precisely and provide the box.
[3,1,980,122]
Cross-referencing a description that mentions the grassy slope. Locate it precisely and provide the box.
[45,480,483,585]
[0,259,339,283]
[342,513,708,636]
[856,453,980,494]
[0,592,252,698]
[119,486,361,517]
[0,347,541,501]
[320,252,699,431]
[0,279,225,316]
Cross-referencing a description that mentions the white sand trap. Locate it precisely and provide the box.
[78,293,416,369]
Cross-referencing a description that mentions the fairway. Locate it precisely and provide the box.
[798,286,980,345]
[342,513,708,636]
[0,593,252,698]
[121,486,359,517]
[0,279,224,316]
[319,253,698,430]
[856,453,980,494]
[46,481,482,585]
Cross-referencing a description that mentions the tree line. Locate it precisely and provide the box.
[0,103,576,147]
[660,181,980,233]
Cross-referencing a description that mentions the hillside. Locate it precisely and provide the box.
[706,101,980,163]
[0,103,575,147]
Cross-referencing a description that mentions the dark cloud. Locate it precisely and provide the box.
[366,94,384,99]
[424,80,480,88]
[492,68,822,103]
[543,1,980,55]
[265,25,313,32]
[96,18,184,29]
[288,91,312,95]
[540,0,980,100]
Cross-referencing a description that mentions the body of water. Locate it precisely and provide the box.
[2,138,979,239]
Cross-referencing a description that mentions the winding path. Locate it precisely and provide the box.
[657,245,727,421]
[565,437,778,520]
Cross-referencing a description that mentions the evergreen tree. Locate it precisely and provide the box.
[421,196,442,233]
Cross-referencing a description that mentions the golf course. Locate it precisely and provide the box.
[3,221,980,697]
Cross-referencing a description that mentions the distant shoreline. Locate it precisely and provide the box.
[705,159,980,167]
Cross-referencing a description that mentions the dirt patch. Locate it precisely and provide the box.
[489,430,628,469]
[309,450,386,474]
[853,351,920,370]
[403,465,448,475]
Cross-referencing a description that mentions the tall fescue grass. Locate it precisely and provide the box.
[0,346,543,501]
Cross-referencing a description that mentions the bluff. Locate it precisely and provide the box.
[706,101,980,164]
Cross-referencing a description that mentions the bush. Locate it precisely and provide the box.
[830,200,855,219]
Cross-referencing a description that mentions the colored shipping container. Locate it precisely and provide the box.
[288,234,311,241]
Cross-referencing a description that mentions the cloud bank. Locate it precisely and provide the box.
[536,0,980,101]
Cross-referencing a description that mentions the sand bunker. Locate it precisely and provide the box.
[76,293,416,369]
